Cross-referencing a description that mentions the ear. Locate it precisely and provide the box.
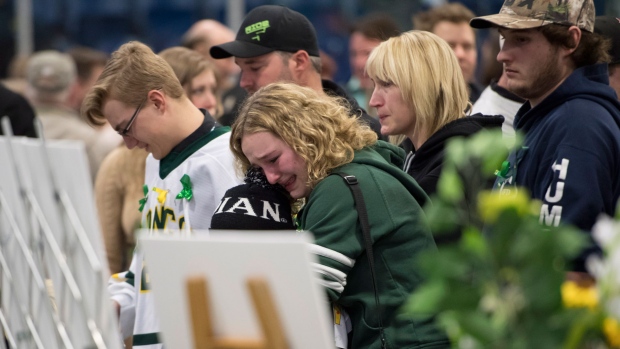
[564,26,582,56]
[148,89,166,112]
[290,50,312,74]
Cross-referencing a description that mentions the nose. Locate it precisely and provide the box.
[368,87,382,108]
[205,92,217,114]
[453,45,466,61]
[263,168,280,185]
[239,71,253,92]
[123,135,137,149]
[353,55,367,73]
[497,46,509,64]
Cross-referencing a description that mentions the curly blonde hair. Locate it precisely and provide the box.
[230,82,377,190]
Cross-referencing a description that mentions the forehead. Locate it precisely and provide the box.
[433,21,476,42]
[498,27,538,37]
[350,32,382,48]
[102,98,132,127]
[242,131,284,159]
[235,52,280,66]
[192,69,216,83]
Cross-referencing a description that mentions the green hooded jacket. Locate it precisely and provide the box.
[299,141,449,348]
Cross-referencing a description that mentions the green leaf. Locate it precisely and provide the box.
[405,280,448,314]
[436,167,464,203]
[425,200,461,233]
[460,227,489,259]
[453,311,500,344]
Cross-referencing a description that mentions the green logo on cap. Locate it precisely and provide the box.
[245,20,270,41]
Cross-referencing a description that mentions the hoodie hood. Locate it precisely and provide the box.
[414,113,504,163]
[516,63,620,132]
[348,140,430,207]
[397,113,503,197]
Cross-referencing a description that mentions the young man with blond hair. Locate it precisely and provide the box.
[83,41,240,348]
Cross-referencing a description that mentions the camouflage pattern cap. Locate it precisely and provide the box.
[470,0,595,33]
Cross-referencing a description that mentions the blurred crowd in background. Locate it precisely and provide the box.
[0,0,614,84]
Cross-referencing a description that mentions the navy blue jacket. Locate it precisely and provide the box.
[495,64,620,271]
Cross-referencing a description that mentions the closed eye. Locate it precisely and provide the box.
[249,65,262,72]
[191,86,206,96]
[516,37,529,44]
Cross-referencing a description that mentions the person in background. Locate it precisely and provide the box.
[25,50,118,181]
[346,13,400,115]
[414,3,484,103]
[319,49,338,81]
[2,54,30,94]
[470,0,620,273]
[209,5,384,139]
[83,41,240,348]
[0,83,37,137]
[366,31,503,232]
[182,19,246,127]
[95,145,147,275]
[159,47,221,117]
[66,47,109,113]
[471,34,526,140]
[230,82,449,349]
[67,46,123,151]
[478,30,504,87]
[594,16,620,99]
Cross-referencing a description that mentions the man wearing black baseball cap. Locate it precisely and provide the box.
[594,16,620,99]
[210,5,382,139]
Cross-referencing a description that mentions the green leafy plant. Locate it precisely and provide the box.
[405,130,619,348]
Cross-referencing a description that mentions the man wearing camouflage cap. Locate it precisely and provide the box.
[471,0,620,273]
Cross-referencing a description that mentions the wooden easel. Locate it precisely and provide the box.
[186,276,289,349]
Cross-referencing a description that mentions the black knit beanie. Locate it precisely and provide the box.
[210,168,295,230]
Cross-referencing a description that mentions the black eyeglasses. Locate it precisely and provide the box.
[118,98,146,136]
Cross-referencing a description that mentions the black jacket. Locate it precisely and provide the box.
[403,114,503,245]
[0,84,37,137]
[403,113,504,197]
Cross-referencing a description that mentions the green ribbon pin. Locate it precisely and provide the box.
[176,174,193,201]
[494,161,510,179]
[138,184,148,212]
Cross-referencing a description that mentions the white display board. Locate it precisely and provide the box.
[140,230,333,349]
[0,130,122,349]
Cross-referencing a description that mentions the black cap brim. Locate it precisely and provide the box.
[210,40,275,59]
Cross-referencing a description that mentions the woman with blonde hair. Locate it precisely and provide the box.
[159,46,221,118]
[366,30,503,197]
[231,82,448,349]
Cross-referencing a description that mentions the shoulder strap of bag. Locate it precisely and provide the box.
[333,172,387,349]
